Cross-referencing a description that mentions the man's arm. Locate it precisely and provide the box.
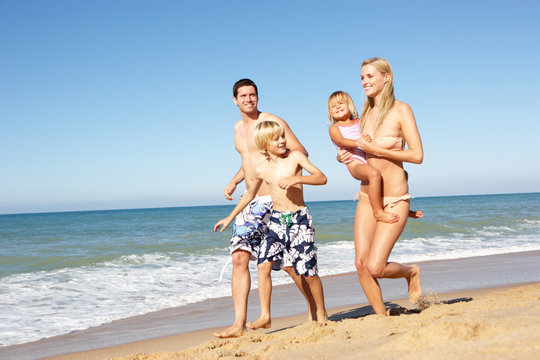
[224,167,244,200]
[264,113,308,157]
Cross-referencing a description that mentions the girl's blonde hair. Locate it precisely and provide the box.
[327,90,358,124]
[359,57,395,131]
[254,120,285,157]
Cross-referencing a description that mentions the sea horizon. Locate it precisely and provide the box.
[2,191,539,216]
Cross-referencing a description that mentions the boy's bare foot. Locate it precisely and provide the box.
[316,311,328,324]
[246,315,271,330]
[374,210,399,224]
[213,324,247,338]
[407,264,422,304]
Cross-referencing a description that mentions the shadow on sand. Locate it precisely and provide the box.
[267,296,473,333]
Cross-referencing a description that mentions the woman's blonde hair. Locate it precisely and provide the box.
[359,57,395,131]
[254,120,285,157]
[327,91,358,124]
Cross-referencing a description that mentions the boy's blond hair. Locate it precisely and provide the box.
[254,121,285,157]
[327,91,358,124]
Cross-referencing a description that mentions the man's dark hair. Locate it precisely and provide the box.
[233,78,258,98]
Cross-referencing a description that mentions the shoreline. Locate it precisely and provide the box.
[2,250,539,360]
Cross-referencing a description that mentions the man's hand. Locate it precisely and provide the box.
[224,182,237,201]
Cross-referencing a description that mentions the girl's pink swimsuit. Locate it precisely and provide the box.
[336,119,367,164]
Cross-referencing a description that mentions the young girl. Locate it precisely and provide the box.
[328,91,399,223]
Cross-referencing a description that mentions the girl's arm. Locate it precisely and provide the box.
[214,175,263,232]
[358,103,423,164]
[278,151,327,190]
[329,125,360,149]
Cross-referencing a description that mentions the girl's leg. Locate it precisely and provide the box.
[303,275,327,323]
[354,194,387,315]
[367,200,422,303]
[247,261,273,329]
[348,162,399,224]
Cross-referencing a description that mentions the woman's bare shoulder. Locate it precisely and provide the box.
[393,100,412,113]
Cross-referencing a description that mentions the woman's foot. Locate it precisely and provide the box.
[407,264,422,304]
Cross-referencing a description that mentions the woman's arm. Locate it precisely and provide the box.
[358,103,423,164]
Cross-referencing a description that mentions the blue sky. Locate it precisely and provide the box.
[1,0,539,214]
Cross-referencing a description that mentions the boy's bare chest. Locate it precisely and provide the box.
[262,161,300,183]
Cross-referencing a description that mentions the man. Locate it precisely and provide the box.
[214,79,314,338]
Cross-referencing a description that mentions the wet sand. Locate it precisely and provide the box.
[2,251,539,360]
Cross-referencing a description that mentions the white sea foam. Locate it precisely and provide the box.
[2,235,540,347]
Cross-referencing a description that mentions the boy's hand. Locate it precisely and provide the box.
[279,176,298,190]
[224,182,236,201]
[214,218,232,232]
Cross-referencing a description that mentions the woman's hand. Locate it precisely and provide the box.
[357,137,380,155]
[337,147,354,164]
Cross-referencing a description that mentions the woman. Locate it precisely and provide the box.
[352,57,423,315]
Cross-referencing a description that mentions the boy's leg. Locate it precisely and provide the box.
[349,162,399,224]
[247,261,273,330]
[303,275,327,323]
[286,208,325,321]
[282,267,316,321]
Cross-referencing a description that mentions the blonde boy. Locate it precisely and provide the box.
[215,120,328,329]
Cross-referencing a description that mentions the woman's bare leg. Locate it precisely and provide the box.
[367,200,422,303]
[348,162,399,224]
[353,194,387,315]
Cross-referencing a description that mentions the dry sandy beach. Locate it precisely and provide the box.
[113,284,540,360]
[2,251,539,360]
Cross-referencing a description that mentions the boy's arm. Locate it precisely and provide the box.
[214,176,263,232]
[224,168,244,200]
[278,151,327,190]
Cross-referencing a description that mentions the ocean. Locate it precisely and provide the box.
[1,193,539,347]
